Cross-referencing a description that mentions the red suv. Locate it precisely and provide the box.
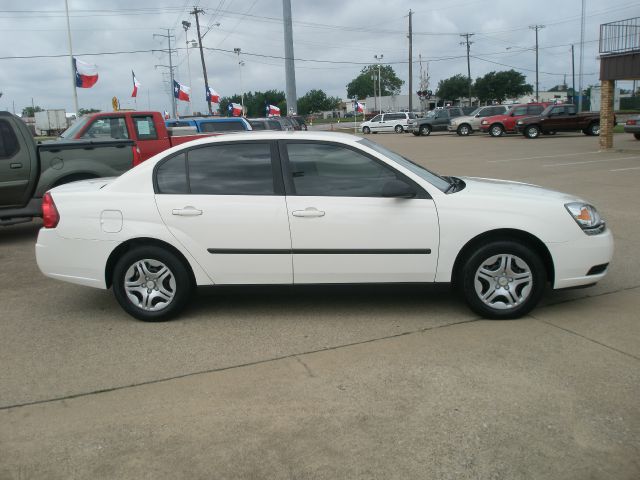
[480,103,551,137]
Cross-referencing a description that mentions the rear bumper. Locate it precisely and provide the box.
[36,228,117,289]
[624,124,640,134]
[548,228,614,289]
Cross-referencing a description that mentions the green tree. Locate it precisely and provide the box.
[78,108,101,115]
[474,70,533,103]
[297,89,341,114]
[21,105,43,117]
[435,74,470,103]
[219,90,286,117]
[346,65,403,99]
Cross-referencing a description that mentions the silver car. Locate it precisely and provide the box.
[447,105,511,136]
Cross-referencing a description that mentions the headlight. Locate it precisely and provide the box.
[450,120,458,126]
[481,120,488,125]
[565,202,605,235]
[517,120,524,125]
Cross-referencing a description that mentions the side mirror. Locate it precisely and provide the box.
[382,179,416,198]
[510,112,515,116]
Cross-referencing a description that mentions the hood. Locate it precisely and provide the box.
[459,176,583,204]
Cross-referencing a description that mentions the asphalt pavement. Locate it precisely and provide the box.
[1,131,639,479]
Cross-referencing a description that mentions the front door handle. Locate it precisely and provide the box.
[292,208,325,218]
[9,163,22,169]
[172,206,203,216]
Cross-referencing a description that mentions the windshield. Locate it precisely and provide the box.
[468,108,481,116]
[425,110,437,118]
[357,138,451,192]
[59,116,90,138]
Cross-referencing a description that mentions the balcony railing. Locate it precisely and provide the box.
[600,17,640,55]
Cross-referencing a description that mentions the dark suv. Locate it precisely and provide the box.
[408,107,465,136]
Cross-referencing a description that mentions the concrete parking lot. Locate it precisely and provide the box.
[1,132,639,479]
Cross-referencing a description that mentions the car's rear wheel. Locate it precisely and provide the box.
[489,124,504,137]
[460,241,546,319]
[112,246,193,322]
[634,132,640,140]
[362,126,371,134]
[457,124,472,136]
[586,122,600,136]
[419,125,431,136]
[524,125,540,139]
[394,124,404,133]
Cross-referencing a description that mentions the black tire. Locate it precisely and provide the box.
[524,125,540,139]
[457,124,472,136]
[112,245,193,322]
[489,124,504,137]
[634,132,640,140]
[419,125,431,136]
[394,124,404,133]
[362,126,371,134]
[412,131,421,136]
[586,122,600,136]
[459,240,546,320]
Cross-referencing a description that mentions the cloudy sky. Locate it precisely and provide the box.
[0,0,639,116]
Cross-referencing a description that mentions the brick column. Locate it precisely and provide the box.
[599,80,614,150]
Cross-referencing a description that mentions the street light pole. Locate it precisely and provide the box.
[234,48,245,116]
[374,54,383,114]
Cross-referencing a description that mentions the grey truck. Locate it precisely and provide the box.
[0,111,136,226]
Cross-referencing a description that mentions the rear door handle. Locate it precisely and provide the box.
[9,163,22,169]
[172,206,203,216]
[292,208,325,218]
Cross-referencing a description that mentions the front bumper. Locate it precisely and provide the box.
[548,227,614,289]
[624,124,640,134]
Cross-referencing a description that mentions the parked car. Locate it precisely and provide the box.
[289,115,308,131]
[447,105,511,136]
[36,131,612,322]
[408,107,465,136]
[61,111,216,163]
[247,118,283,130]
[479,103,551,137]
[268,116,296,131]
[515,104,601,138]
[0,111,136,226]
[623,116,640,140]
[360,112,416,134]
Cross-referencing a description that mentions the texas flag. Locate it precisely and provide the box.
[131,71,141,97]
[228,103,242,117]
[355,101,364,113]
[74,58,98,88]
[266,104,280,116]
[206,86,220,103]
[173,80,190,102]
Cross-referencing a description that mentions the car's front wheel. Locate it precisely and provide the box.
[489,124,504,137]
[112,245,193,322]
[524,125,540,139]
[419,125,431,136]
[457,124,471,136]
[635,132,640,140]
[362,126,371,134]
[460,241,546,319]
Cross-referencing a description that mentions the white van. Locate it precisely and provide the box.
[361,112,416,134]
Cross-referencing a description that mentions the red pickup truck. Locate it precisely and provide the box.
[479,102,551,137]
[60,111,215,164]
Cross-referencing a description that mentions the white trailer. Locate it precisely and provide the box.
[35,109,67,136]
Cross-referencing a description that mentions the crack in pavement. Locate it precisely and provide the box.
[2,284,638,412]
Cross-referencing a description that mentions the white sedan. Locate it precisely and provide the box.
[36,131,613,321]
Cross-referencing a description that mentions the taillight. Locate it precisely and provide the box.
[626,119,637,126]
[42,192,60,228]
[132,145,143,167]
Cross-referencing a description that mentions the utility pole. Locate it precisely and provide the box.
[375,54,384,114]
[234,48,245,116]
[153,29,177,118]
[182,21,193,115]
[460,33,474,106]
[578,0,585,112]
[191,7,213,115]
[529,25,545,102]
[571,44,576,105]
[64,0,79,115]
[282,0,297,114]
[408,10,413,112]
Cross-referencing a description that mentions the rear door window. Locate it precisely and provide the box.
[132,116,158,140]
[199,121,245,133]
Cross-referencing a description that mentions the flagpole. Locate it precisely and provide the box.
[64,0,79,116]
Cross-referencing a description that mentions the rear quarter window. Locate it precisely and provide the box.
[199,121,246,133]
[0,119,20,159]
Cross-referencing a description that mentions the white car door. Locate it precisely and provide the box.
[280,141,439,283]
[154,142,293,284]
[369,114,384,132]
